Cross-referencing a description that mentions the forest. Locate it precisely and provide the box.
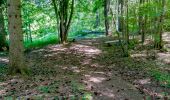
[0,0,170,99]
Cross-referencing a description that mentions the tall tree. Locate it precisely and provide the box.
[52,0,74,44]
[154,0,166,49]
[116,0,129,57]
[104,0,110,36]
[124,0,129,57]
[0,0,7,51]
[7,0,28,74]
[138,0,145,44]
[117,0,123,32]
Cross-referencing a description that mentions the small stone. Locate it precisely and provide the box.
[94,91,98,95]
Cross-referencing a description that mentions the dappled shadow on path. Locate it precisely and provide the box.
[1,36,170,99]
[25,38,145,100]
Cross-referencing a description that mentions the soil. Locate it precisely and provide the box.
[0,34,170,100]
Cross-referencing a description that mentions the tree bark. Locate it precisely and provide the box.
[139,0,145,44]
[154,0,165,49]
[104,0,112,36]
[117,0,123,32]
[53,0,74,44]
[7,0,28,75]
[0,6,6,50]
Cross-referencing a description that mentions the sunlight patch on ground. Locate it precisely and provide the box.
[70,44,102,56]
[49,45,68,52]
[70,66,81,73]
[93,72,105,74]
[61,66,81,73]
[134,79,151,85]
[83,74,115,99]
[31,49,46,53]
[130,53,147,58]
[0,83,7,87]
[163,32,170,42]
[0,57,9,63]
[143,39,154,45]
[84,75,106,83]
[81,59,92,65]
[88,77,106,83]
[157,53,170,64]
[101,89,115,98]
[164,44,170,51]
[0,90,6,96]
[44,53,59,57]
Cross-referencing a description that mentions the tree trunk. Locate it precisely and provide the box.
[0,7,6,50]
[104,0,112,36]
[124,0,129,57]
[52,0,60,40]
[53,0,74,44]
[7,0,28,75]
[95,10,100,28]
[154,0,165,49]
[139,0,145,44]
[118,0,123,32]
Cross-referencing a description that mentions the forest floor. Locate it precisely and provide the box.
[0,33,170,100]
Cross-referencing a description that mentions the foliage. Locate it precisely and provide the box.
[24,33,58,49]
[150,70,170,88]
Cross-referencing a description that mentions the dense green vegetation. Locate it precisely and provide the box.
[0,0,170,99]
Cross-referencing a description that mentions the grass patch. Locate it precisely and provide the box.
[150,69,170,88]
[24,34,58,49]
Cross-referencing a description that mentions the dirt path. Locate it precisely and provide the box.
[24,38,145,100]
[0,36,170,99]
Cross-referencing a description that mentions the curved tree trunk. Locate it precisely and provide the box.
[7,0,28,75]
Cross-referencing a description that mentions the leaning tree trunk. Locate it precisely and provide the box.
[0,7,6,50]
[7,0,28,74]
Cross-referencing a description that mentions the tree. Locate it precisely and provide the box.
[116,0,129,57]
[117,0,123,33]
[104,0,111,36]
[52,0,74,44]
[154,0,166,49]
[7,0,28,74]
[0,0,7,51]
[138,0,145,44]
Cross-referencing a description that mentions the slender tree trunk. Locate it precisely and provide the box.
[95,10,100,28]
[104,0,112,36]
[28,23,32,42]
[52,0,60,40]
[7,0,28,75]
[116,0,129,57]
[139,0,145,44]
[154,0,165,49]
[0,7,6,50]
[118,0,123,32]
[53,0,74,44]
[124,0,129,57]
[126,0,129,44]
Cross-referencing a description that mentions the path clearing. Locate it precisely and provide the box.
[0,35,170,99]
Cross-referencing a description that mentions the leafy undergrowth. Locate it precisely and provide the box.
[150,70,170,88]
[0,37,170,99]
